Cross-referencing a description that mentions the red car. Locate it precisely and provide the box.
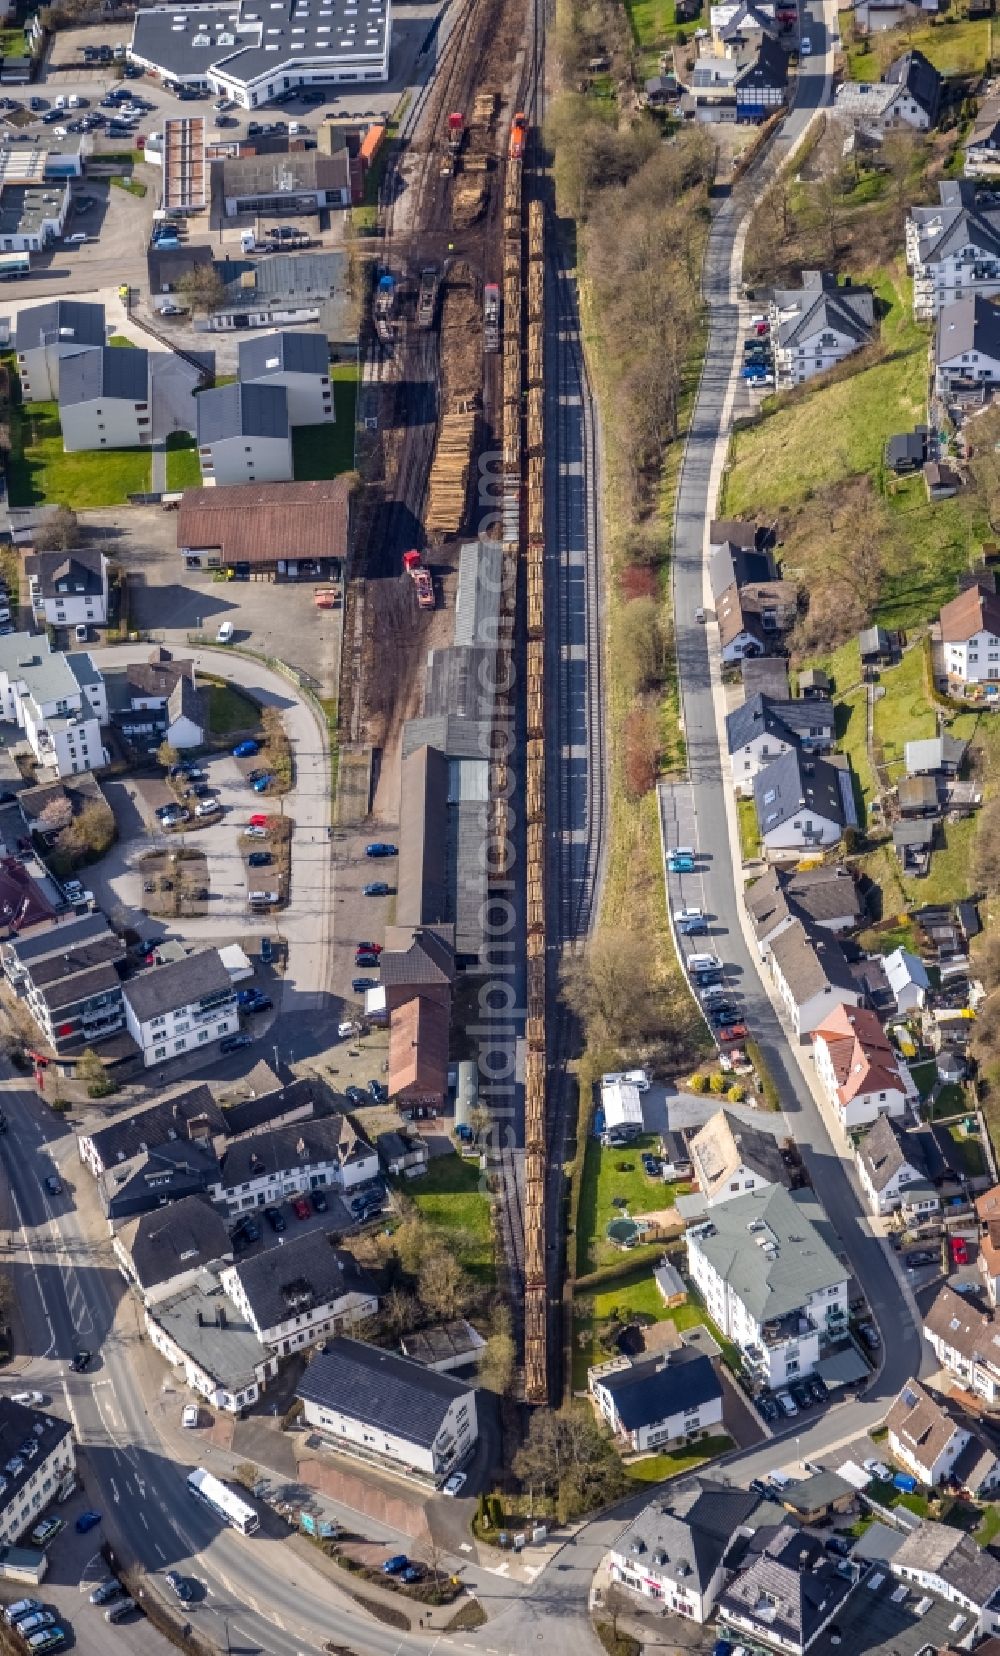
[357,941,383,954]
[249,813,269,829]
[291,1195,311,1220]
[951,1236,969,1266]
[719,1023,749,1042]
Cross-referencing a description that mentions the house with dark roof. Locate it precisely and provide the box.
[58,345,151,454]
[939,580,1000,685]
[726,693,834,795]
[907,179,1000,320]
[856,1114,943,1219]
[766,918,861,1040]
[78,1082,224,1177]
[297,1336,478,1479]
[936,294,1000,397]
[196,381,292,486]
[835,48,942,136]
[891,1517,1000,1630]
[770,270,874,387]
[753,748,854,856]
[589,1348,722,1453]
[3,909,127,1054]
[212,1115,378,1211]
[888,1376,998,1493]
[105,647,205,753]
[717,1523,854,1656]
[744,863,861,957]
[688,1107,790,1207]
[812,1003,914,1129]
[741,656,790,701]
[25,548,109,630]
[965,92,1000,180]
[237,330,333,426]
[221,1233,377,1356]
[98,1137,222,1222]
[113,1194,232,1304]
[709,539,775,604]
[609,1476,772,1622]
[0,1396,76,1548]
[123,949,238,1068]
[716,578,799,663]
[145,1267,276,1413]
[15,299,106,402]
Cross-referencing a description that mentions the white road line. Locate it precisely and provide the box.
[154,1543,167,1561]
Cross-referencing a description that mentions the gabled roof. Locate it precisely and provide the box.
[709,519,759,551]
[687,1185,846,1323]
[378,926,455,987]
[884,47,942,123]
[176,479,350,566]
[812,1003,908,1104]
[613,1476,766,1593]
[688,1107,789,1200]
[913,181,1000,267]
[238,329,329,383]
[388,994,449,1097]
[924,1282,1000,1373]
[768,919,858,1005]
[726,693,834,756]
[886,1377,961,1470]
[226,1233,375,1332]
[594,1347,721,1431]
[196,380,289,445]
[884,947,931,997]
[773,270,874,350]
[858,1114,942,1193]
[709,541,774,602]
[58,344,149,408]
[124,948,232,1024]
[23,547,105,601]
[218,1115,374,1188]
[753,748,848,835]
[168,672,204,731]
[940,581,1000,642]
[124,648,194,703]
[117,1194,231,1289]
[904,735,966,774]
[744,863,861,942]
[83,1083,224,1167]
[15,298,105,354]
[297,1336,474,1447]
[892,1518,1000,1606]
[718,1522,852,1646]
[937,294,1000,367]
[735,31,787,90]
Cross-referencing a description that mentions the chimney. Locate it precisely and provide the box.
[218,1305,227,1330]
[197,1310,203,1326]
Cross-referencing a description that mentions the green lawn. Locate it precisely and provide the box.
[624,0,702,69]
[403,1153,494,1283]
[7,401,151,508]
[291,363,358,480]
[948,1123,986,1176]
[573,1270,707,1389]
[737,796,760,861]
[858,918,918,956]
[724,270,926,516]
[205,681,260,736]
[628,1436,732,1485]
[840,14,989,79]
[576,1133,688,1274]
[976,1505,1000,1547]
[165,431,201,492]
[909,1060,938,1101]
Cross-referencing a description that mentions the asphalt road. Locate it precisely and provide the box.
[668,0,927,1407]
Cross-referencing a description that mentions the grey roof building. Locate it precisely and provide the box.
[14,299,104,355]
[718,1523,855,1652]
[146,1268,275,1410]
[753,748,854,844]
[58,344,149,408]
[78,1083,224,1175]
[452,540,503,648]
[857,1114,944,1202]
[688,1184,847,1326]
[24,548,106,606]
[892,1518,1000,1610]
[215,1114,375,1192]
[591,1348,721,1436]
[612,1477,769,1614]
[709,540,774,602]
[124,950,234,1027]
[238,330,329,383]
[884,48,942,124]
[726,693,834,756]
[741,656,790,700]
[772,271,874,351]
[744,863,861,946]
[299,1336,474,1438]
[937,293,1000,373]
[222,1233,377,1348]
[114,1194,232,1299]
[196,381,289,446]
[98,1139,222,1222]
[904,734,966,775]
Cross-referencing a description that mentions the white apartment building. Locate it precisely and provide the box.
[196,380,293,486]
[0,1399,76,1548]
[58,345,151,453]
[891,1521,1000,1633]
[212,1116,377,1213]
[15,298,106,402]
[123,949,238,1068]
[0,634,106,779]
[686,1184,849,1389]
[298,1337,478,1480]
[770,271,874,387]
[220,1233,378,1357]
[237,331,334,425]
[907,180,1000,320]
[812,1003,913,1130]
[939,582,1000,686]
[923,1284,1000,1409]
[24,549,109,630]
[856,1115,942,1220]
[609,1478,766,1623]
[145,1269,278,1413]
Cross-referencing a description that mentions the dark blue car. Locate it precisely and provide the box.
[365,843,398,858]
[76,1511,102,1534]
[382,1555,408,1575]
[233,740,259,758]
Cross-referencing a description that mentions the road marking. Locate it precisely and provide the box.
[154,1543,166,1561]
[139,1511,149,1529]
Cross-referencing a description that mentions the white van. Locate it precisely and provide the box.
[249,890,278,905]
[54,94,66,110]
[194,800,219,818]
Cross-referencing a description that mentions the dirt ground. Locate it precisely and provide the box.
[137,845,209,919]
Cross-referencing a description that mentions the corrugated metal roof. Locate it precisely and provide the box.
[453,539,503,648]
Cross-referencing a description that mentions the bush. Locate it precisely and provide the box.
[727,1083,746,1102]
[689,1072,710,1093]
[623,705,660,799]
[709,1073,727,1094]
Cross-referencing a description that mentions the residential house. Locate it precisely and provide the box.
[14,298,106,402]
[907,180,1000,320]
[122,950,239,1069]
[145,1269,277,1413]
[709,537,775,605]
[891,1520,1000,1633]
[212,1115,378,1213]
[744,863,861,958]
[77,1082,224,1178]
[977,1184,1000,1307]
[109,647,205,752]
[887,429,929,474]
[4,910,126,1054]
[716,578,798,663]
[196,381,293,487]
[237,331,334,426]
[220,1233,378,1357]
[965,94,1000,178]
[925,458,963,498]
[717,1523,853,1656]
[688,1107,790,1207]
[376,1127,430,1177]
[776,1470,857,1525]
[725,693,834,795]
[812,1004,914,1130]
[99,1140,222,1223]
[0,1398,75,1548]
[859,624,894,665]
[589,1349,723,1454]
[770,271,875,387]
[855,1114,943,1219]
[753,749,854,857]
[57,345,151,453]
[709,0,777,59]
[112,1194,233,1305]
[884,946,931,1012]
[924,1283,1000,1408]
[24,548,109,630]
[834,47,942,132]
[939,581,1000,685]
[608,1477,770,1621]
[0,632,106,779]
[905,735,967,776]
[296,1336,478,1480]
[685,1184,849,1388]
[767,920,861,1039]
[935,294,1000,397]
[689,32,787,122]
[885,1378,992,1489]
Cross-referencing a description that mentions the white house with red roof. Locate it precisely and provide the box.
[812,1004,915,1130]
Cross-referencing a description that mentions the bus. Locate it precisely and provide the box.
[0,252,29,281]
[186,1467,259,1535]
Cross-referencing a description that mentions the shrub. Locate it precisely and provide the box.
[689,1072,709,1093]
[709,1072,727,1094]
[623,706,660,799]
[727,1083,746,1102]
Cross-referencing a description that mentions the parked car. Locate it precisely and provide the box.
[17,1614,55,1638]
[263,1205,285,1232]
[353,977,377,993]
[906,1249,936,1269]
[363,881,391,896]
[365,843,398,858]
[951,1236,969,1266]
[216,621,234,644]
[261,936,274,965]
[220,1033,252,1054]
[863,1458,892,1481]
[774,1389,798,1417]
[355,951,380,967]
[43,1176,62,1196]
[106,1599,136,1624]
[164,1571,192,1602]
[89,1580,121,1607]
[75,1510,101,1534]
[5,1601,43,1626]
[70,1351,90,1372]
[382,1555,409,1575]
[291,1195,311,1220]
[442,1471,467,1496]
[182,1404,199,1428]
[311,1189,328,1213]
[346,1085,368,1106]
[789,1381,813,1410]
[29,1517,64,1546]
[10,1392,44,1407]
[718,1022,749,1041]
[809,1375,829,1404]
[368,1080,387,1102]
[756,1394,779,1423]
[247,850,272,868]
[400,1566,424,1584]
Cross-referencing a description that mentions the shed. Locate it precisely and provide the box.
[654,1259,688,1308]
[904,735,966,776]
[886,429,927,474]
[859,625,892,663]
[897,774,939,818]
[893,817,935,874]
[779,1470,856,1524]
[799,668,832,698]
[218,944,253,983]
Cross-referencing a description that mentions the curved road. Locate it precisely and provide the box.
[668,0,926,1405]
